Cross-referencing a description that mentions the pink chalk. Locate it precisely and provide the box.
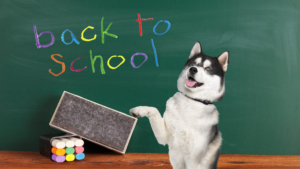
[75,146,84,154]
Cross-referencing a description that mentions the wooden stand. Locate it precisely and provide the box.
[0,151,299,169]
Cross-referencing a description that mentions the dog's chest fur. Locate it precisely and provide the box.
[164,92,219,154]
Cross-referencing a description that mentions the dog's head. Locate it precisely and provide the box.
[177,41,229,102]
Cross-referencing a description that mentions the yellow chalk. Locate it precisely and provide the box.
[66,154,75,161]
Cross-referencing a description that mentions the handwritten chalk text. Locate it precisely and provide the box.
[34,14,171,76]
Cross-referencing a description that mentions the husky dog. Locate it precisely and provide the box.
[130,41,229,169]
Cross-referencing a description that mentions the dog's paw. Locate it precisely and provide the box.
[129,106,151,118]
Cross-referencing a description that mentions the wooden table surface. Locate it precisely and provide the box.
[0,151,300,169]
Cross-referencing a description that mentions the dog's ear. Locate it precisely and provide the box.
[189,41,202,58]
[218,51,229,72]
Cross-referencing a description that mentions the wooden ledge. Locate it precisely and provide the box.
[0,151,300,168]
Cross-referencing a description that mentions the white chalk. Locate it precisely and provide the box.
[70,138,84,147]
[61,138,75,148]
[51,139,65,149]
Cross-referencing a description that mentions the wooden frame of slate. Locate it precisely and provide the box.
[49,91,137,154]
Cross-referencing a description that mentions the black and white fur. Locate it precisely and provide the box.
[130,41,229,169]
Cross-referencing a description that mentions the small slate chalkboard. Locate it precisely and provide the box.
[49,91,137,154]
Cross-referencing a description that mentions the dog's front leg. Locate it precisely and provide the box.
[130,106,168,145]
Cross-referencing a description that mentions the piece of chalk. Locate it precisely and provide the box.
[51,147,65,156]
[61,138,75,148]
[51,147,57,154]
[55,155,66,163]
[75,146,84,154]
[75,153,85,160]
[51,139,65,149]
[66,154,75,161]
[51,139,60,146]
[56,148,66,156]
[65,147,75,154]
[70,138,84,147]
[51,154,57,161]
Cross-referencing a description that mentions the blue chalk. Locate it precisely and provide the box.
[76,153,85,160]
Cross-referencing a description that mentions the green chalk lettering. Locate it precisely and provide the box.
[101,17,118,44]
[90,50,105,74]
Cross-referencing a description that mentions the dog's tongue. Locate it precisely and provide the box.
[186,79,197,87]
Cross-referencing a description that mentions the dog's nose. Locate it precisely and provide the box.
[189,67,198,74]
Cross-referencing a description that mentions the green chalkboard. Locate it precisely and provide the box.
[1,0,300,155]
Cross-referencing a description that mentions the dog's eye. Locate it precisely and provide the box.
[205,67,212,71]
[192,62,196,66]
